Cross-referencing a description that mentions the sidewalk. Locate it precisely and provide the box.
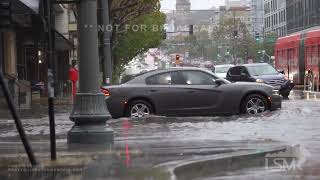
[0,136,289,180]
[291,89,320,99]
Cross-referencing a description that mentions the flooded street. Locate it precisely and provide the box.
[1,93,320,155]
[0,92,320,179]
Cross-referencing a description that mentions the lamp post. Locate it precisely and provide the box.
[67,0,113,145]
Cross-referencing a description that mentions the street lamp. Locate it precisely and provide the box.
[67,0,114,145]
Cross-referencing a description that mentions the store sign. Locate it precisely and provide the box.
[19,0,39,13]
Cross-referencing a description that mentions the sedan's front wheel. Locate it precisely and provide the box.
[126,100,153,118]
[242,94,268,115]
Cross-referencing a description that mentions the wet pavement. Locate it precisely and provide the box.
[0,90,320,179]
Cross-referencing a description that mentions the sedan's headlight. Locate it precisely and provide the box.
[256,79,264,83]
[272,90,280,95]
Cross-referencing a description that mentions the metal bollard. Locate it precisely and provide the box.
[316,77,320,92]
[312,75,315,91]
[304,75,307,91]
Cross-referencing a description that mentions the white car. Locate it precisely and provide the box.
[213,64,235,79]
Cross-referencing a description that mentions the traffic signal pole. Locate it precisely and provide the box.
[99,0,113,86]
[44,0,57,161]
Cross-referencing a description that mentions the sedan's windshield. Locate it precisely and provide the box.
[247,65,279,76]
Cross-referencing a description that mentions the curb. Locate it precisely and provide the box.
[157,145,299,180]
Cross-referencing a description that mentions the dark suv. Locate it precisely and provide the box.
[226,63,294,98]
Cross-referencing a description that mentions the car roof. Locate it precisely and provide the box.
[239,63,270,67]
[215,64,235,67]
[125,67,216,84]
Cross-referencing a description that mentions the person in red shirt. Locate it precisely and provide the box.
[69,60,78,101]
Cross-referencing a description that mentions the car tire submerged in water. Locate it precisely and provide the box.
[242,94,268,115]
[126,100,154,118]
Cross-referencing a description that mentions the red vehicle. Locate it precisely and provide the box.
[275,27,320,85]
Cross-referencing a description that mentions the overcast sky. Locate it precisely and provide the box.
[160,0,225,10]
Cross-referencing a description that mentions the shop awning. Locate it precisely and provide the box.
[19,0,39,13]
[55,30,75,51]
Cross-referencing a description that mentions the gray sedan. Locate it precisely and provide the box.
[101,68,282,118]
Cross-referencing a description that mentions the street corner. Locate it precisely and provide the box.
[158,145,305,180]
[289,90,320,101]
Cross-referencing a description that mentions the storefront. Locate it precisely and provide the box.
[0,0,74,109]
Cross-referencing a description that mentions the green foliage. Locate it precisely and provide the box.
[111,3,165,82]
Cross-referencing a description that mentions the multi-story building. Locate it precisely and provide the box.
[165,0,218,38]
[263,0,287,37]
[225,0,250,9]
[250,0,264,38]
[286,0,320,34]
[219,4,251,31]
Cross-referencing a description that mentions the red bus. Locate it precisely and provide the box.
[275,27,320,85]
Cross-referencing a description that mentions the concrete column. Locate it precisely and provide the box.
[67,0,114,145]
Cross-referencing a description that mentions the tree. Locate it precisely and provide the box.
[108,0,165,82]
[211,18,258,64]
[262,32,277,56]
[112,11,166,82]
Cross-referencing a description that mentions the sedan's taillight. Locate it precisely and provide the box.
[101,88,110,97]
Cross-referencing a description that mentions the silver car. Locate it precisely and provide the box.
[214,64,235,79]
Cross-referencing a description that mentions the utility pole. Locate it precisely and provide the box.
[44,0,56,160]
[67,0,114,145]
[232,10,238,65]
[99,0,112,86]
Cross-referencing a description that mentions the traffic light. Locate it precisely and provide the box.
[226,49,230,55]
[233,30,238,38]
[255,33,260,43]
[176,54,180,65]
[189,25,193,36]
[163,30,167,39]
[0,2,11,27]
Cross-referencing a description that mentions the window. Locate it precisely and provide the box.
[181,71,216,85]
[229,67,242,76]
[146,72,180,85]
[68,10,76,23]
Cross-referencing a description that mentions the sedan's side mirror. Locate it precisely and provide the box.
[215,79,224,86]
[278,70,285,75]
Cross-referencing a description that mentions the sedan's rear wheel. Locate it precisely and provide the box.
[242,94,268,115]
[126,100,153,118]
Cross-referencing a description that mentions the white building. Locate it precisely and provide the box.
[250,0,264,38]
[263,0,287,37]
[225,0,250,10]
[165,0,219,39]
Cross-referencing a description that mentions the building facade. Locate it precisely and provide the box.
[176,0,191,12]
[286,0,320,34]
[219,6,252,32]
[0,1,73,109]
[263,0,287,37]
[225,0,250,9]
[250,0,264,38]
[165,0,218,39]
